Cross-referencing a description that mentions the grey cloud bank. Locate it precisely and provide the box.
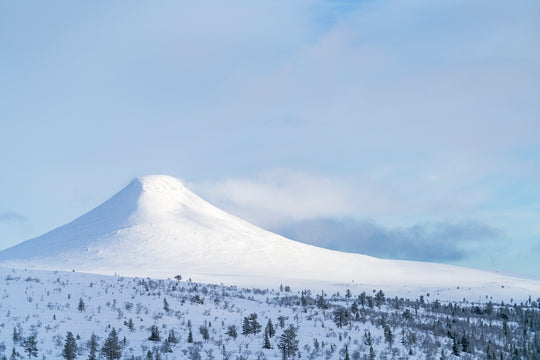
[274,219,501,262]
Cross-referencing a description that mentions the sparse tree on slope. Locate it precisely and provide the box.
[375,290,385,307]
[277,325,298,360]
[265,319,275,338]
[148,325,160,342]
[87,333,98,360]
[452,336,461,356]
[62,332,78,360]
[199,325,209,342]
[78,298,85,312]
[167,329,178,344]
[226,325,238,339]
[101,328,121,360]
[341,344,350,360]
[263,330,272,349]
[242,313,262,335]
[383,325,393,347]
[22,335,38,359]
[316,295,329,309]
[333,306,350,328]
[163,298,169,312]
[12,327,20,344]
[126,318,134,332]
[242,316,251,335]
[278,315,287,329]
[10,348,20,360]
[368,346,376,360]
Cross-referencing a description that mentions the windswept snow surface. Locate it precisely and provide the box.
[0,175,538,301]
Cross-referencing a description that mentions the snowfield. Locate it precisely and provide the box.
[0,175,538,303]
[1,267,539,360]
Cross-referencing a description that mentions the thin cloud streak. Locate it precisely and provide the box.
[0,212,27,223]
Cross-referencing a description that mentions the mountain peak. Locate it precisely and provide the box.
[134,175,187,193]
[127,175,219,221]
[0,175,539,300]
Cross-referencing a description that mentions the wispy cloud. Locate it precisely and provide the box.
[273,218,501,262]
[0,211,27,223]
[193,164,513,227]
[192,169,403,227]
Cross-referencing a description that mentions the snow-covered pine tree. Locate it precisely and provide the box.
[263,330,272,349]
[375,290,385,307]
[250,313,262,334]
[87,333,98,360]
[333,306,350,328]
[62,332,78,360]
[10,348,20,360]
[199,325,209,342]
[167,329,178,344]
[163,298,169,312]
[126,318,134,332]
[148,325,160,342]
[383,325,393,347]
[265,319,275,338]
[369,346,376,360]
[100,328,122,360]
[242,316,251,335]
[226,325,238,339]
[78,298,85,312]
[12,327,20,344]
[341,344,350,360]
[22,335,38,359]
[277,325,298,360]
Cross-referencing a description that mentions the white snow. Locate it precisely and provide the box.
[0,175,538,302]
[2,267,526,360]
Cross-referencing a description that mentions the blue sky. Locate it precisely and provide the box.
[1,0,539,276]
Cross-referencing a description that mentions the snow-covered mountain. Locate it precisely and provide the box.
[0,175,538,301]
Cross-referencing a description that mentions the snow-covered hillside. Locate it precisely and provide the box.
[1,267,539,360]
[0,175,538,302]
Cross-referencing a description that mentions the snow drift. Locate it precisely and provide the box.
[0,175,538,300]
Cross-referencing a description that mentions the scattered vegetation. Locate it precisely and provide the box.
[0,268,539,359]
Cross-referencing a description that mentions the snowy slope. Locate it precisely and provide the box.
[4,267,536,360]
[0,175,538,301]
